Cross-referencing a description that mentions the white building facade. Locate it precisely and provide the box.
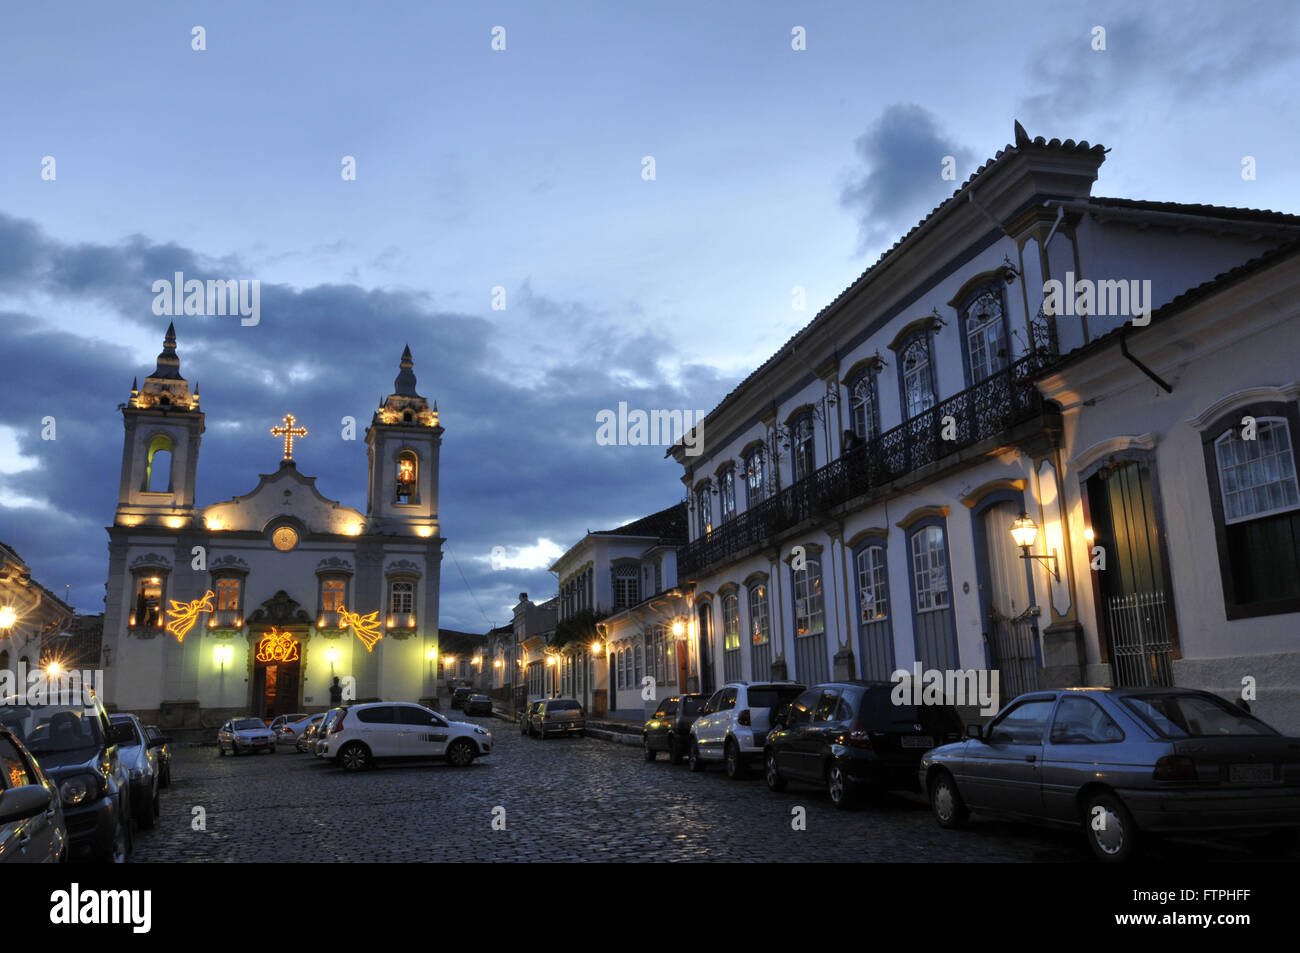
[102,328,446,729]
[669,125,1300,725]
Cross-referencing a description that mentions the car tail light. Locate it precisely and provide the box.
[1153,755,1197,781]
[330,711,346,734]
[844,719,872,749]
[737,709,751,726]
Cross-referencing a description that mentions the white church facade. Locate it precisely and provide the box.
[102,326,445,730]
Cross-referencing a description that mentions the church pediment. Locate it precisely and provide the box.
[200,461,365,537]
[247,589,312,627]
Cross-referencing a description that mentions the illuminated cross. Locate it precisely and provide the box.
[270,413,308,461]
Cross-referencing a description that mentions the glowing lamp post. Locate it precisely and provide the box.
[1010,511,1060,581]
[0,606,17,630]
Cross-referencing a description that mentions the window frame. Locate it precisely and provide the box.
[791,556,825,637]
[847,370,881,443]
[790,414,816,483]
[744,447,767,507]
[958,283,1012,387]
[897,329,937,422]
[1199,399,1300,619]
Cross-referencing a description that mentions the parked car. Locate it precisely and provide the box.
[109,714,162,830]
[0,726,68,863]
[0,694,134,862]
[314,708,345,757]
[464,694,493,716]
[643,693,708,763]
[689,681,805,777]
[217,717,277,755]
[519,699,545,734]
[450,686,473,710]
[269,713,310,742]
[763,681,963,808]
[920,687,1300,862]
[295,714,327,752]
[526,698,585,739]
[144,725,172,787]
[317,702,492,771]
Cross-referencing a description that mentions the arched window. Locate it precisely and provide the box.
[396,451,418,502]
[963,287,1009,384]
[792,558,825,635]
[744,447,766,506]
[695,484,712,538]
[145,434,173,493]
[910,525,951,612]
[900,335,936,420]
[718,467,736,522]
[856,545,889,622]
[849,373,880,442]
[791,415,816,482]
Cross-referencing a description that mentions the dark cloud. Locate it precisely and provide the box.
[0,213,732,629]
[839,104,975,256]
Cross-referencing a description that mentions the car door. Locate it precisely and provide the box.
[355,706,401,757]
[710,688,738,757]
[779,689,821,779]
[398,705,450,759]
[694,690,726,751]
[0,735,54,863]
[962,696,1056,817]
[1041,695,1127,823]
[804,689,849,780]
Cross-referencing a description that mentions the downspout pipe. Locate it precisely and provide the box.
[1119,330,1172,393]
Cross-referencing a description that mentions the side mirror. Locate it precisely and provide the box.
[108,723,135,746]
[0,785,52,824]
[966,723,984,741]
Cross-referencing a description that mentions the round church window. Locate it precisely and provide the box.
[271,526,299,551]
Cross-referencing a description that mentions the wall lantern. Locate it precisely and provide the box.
[1009,511,1060,581]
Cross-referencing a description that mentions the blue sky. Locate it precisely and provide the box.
[1,0,1296,629]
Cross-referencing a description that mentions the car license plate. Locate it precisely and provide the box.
[901,735,933,749]
[1229,763,1273,782]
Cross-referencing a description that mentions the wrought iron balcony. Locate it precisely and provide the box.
[678,353,1050,577]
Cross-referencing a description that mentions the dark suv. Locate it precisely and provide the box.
[764,681,963,808]
[451,686,473,710]
[643,693,707,764]
[0,694,135,861]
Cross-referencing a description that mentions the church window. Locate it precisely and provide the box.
[321,578,345,612]
[145,434,174,494]
[215,578,240,612]
[396,452,418,502]
[130,574,166,629]
[390,580,415,614]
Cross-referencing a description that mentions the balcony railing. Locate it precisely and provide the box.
[678,353,1049,577]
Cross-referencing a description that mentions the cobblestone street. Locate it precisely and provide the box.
[128,714,1294,863]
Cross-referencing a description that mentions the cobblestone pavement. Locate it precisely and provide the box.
[128,714,1295,862]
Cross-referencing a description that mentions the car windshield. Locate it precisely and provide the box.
[1122,694,1276,738]
[680,697,705,715]
[233,718,266,731]
[111,718,144,746]
[2,704,105,754]
[746,686,803,709]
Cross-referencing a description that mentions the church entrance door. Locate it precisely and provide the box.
[250,628,305,720]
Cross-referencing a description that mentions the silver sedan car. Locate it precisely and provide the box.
[920,687,1300,862]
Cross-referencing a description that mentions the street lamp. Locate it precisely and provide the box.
[0,606,18,630]
[1009,511,1060,581]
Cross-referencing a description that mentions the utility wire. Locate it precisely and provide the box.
[446,544,498,631]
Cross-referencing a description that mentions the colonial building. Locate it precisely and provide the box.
[0,541,76,677]
[102,326,445,729]
[549,503,688,720]
[669,123,1300,726]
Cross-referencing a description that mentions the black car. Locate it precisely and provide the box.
[764,681,963,808]
[464,694,493,716]
[0,696,135,861]
[643,693,708,764]
[451,686,473,710]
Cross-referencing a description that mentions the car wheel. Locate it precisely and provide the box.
[338,741,371,772]
[930,771,969,829]
[446,739,476,767]
[827,763,858,809]
[231,742,240,756]
[217,742,226,757]
[159,765,170,788]
[688,739,704,772]
[643,735,657,761]
[107,805,130,863]
[765,751,787,792]
[1084,791,1138,863]
[724,739,747,780]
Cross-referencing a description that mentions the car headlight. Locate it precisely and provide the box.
[60,776,95,806]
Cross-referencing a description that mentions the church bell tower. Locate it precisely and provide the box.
[115,323,205,526]
[364,346,442,536]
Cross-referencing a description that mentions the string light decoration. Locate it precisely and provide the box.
[338,606,383,652]
[270,413,308,461]
[256,628,300,663]
[165,590,214,642]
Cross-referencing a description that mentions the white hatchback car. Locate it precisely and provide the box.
[689,681,804,778]
[319,702,491,772]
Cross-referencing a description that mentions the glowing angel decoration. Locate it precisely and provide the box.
[165,590,214,642]
[338,606,383,652]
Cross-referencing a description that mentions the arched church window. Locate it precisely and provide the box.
[130,573,166,629]
[215,578,240,612]
[145,434,174,494]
